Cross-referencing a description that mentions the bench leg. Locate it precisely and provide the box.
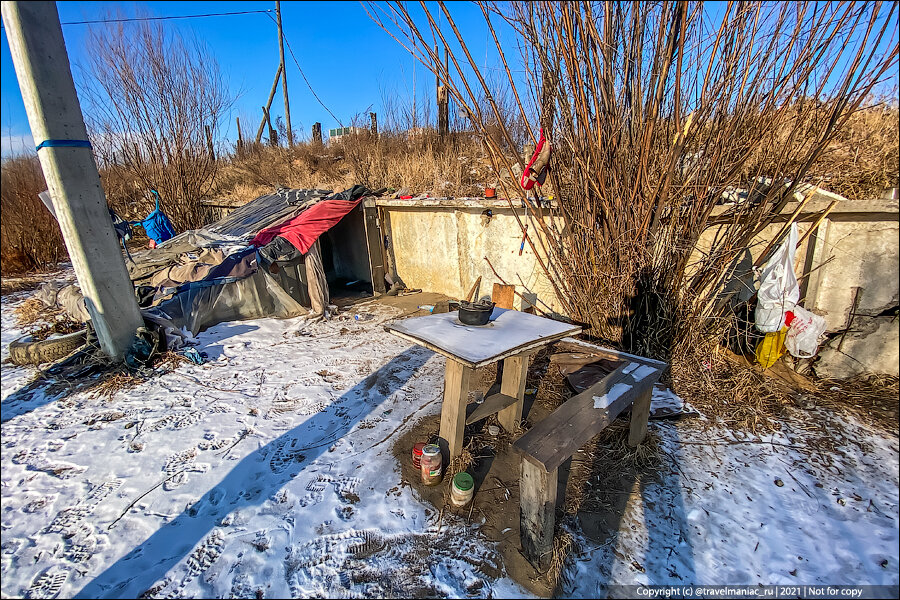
[628,385,653,447]
[497,352,529,432]
[520,457,557,569]
[439,359,473,460]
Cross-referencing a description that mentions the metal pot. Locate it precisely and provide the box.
[458,301,495,326]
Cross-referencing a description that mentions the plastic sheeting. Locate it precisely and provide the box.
[128,230,247,284]
[207,192,304,239]
[155,269,307,335]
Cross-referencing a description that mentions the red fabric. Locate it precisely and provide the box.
[251,199,361,254]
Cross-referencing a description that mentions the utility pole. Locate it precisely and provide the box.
[256,63,283,144]
[276,1,293,148]
[2,1,143,360]
[311,122,322,146]
[236,117,244,156]
[436,44,449,138]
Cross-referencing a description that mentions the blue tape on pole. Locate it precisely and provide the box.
[35,139,92,151]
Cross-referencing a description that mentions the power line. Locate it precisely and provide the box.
[264,13,344,128]
[60,10,273,26]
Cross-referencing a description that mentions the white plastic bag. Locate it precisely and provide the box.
[785,305,827,358]
[755,222,800,333]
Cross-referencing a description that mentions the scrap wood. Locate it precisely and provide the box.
[465,276,482,302]
[483,256,551,317]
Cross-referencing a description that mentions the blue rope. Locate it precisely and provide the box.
[35,139,92,151]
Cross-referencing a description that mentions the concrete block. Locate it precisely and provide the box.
[814,316,899,378]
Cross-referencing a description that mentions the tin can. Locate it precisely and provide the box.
[420,444,443,486]
[412,442,425,470]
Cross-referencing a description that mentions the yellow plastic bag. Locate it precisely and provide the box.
[755,327,788,369]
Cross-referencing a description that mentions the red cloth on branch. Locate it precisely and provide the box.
[250,199,361,255]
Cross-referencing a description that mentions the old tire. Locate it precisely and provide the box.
[8,330,87,366]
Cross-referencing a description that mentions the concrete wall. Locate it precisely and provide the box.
[379,199,564,314]
[379,193,899,376]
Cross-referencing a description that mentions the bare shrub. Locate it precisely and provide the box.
[0,154,66,275]
[79,16,235,230]
[371,1,898,419]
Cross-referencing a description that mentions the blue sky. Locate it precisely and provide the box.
[3,2,897,157]
[1,1,504,156]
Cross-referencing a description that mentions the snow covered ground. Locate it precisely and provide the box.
[564,416,899,595]
[1,279,898,599]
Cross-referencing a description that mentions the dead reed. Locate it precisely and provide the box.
[13,297,56,327]
[89,371,147,399]
[0,155,66,275]
[814,374,899,432]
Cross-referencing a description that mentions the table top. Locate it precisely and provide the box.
[385,308,582,368]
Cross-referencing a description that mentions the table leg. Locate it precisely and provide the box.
[439,358,473,460]
[497,351,529,432]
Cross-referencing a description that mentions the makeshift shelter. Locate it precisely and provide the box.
[126,187,383,335]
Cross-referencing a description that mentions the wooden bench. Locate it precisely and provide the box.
[512,338,667,568]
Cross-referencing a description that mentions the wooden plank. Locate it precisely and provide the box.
[556,337,668,369]
[363,204,386,294]
[513,363,664,472]
[439,359,473,460]
[465,276,482,302]
[465,392,517,425]
[519,458,558,569]
[628,385,653,447]
[498,352,529,431]
[492,283,515,309]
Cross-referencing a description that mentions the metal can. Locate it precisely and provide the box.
[420,444,443,486]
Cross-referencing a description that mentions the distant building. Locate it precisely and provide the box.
[328,127,365,143]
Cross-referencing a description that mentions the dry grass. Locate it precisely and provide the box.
[211,131,502,207]
[1,275,48,296]
[26,319,82,343]
[814,374,899,432]
[13,297,58,327]
[546,530,576,589]
[670,342,793,433]
[0,155,67,275]
[89,371,148,399]
[811,105,899,202]
[563,420,667,516]
[446,446,476,480]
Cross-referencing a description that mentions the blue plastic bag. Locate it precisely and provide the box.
[133,190,176,244]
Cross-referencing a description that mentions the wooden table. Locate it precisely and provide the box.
[385,308,581,459]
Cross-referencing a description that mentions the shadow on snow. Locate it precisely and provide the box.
[75,345,431,599]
